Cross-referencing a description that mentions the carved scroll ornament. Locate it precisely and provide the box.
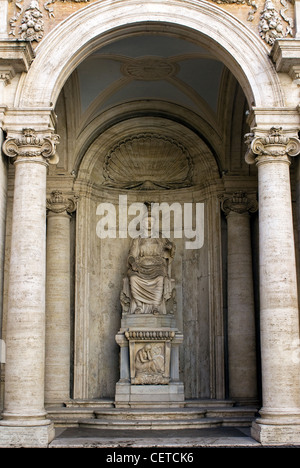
[221,191,258,215]
[244,127,300,164]
[2,128,60,164]
[46,190,77,214]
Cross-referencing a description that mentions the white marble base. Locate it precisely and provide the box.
[115,382,185,408]
[251,420,300,445]
[0,420,55,447]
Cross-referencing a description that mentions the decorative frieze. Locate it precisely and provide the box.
[245,126,300,164]
[2,128,60,164]
[125,330,176,341]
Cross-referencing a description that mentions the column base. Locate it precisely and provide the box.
[0,419,55,447]
[251,413,300,445]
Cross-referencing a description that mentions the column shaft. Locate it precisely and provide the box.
[0,127,59,447]
[246,127,300,444]
[45,210,71,405]
[2,158,48,419]
[257,157,300,415]
[227,210,257,401]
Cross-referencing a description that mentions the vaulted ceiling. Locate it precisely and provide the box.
[76,34,224,130]
[55,31,251,179]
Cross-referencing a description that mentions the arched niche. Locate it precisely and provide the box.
[72,115,224,400]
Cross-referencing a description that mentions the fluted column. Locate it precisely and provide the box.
[0,128,59,447]
[45,190,76,406]
[221,192,258,403]
[245,127,300,445]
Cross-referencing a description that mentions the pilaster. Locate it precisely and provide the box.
[0,127,59,447]
[245,126,300,445]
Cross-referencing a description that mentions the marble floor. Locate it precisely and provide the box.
[49,426,263,448]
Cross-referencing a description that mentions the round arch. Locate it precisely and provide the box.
[16,0,283,111]
[73,100,225,176]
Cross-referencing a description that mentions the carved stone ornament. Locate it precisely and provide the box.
[9,0,91,40]
[2,128,60,164]
[244,127,300,164]
[19,0,44,42]
[44,0,91,19]
[103,133,193,190]
[221,191,258,215]
[46,190,77,214]
[125,333,174,385]
[209,0,258,21]
[259,0,294,45]
[121,58,179,81]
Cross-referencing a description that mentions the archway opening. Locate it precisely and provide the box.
[49,28,259,403]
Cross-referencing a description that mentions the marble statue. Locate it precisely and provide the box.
[121,214,176,315]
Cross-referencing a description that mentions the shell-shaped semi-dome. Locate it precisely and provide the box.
[103,133,193,190]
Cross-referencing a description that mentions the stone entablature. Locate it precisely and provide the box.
[6,0,295,47]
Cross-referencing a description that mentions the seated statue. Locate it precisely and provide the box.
[121,214,176,315]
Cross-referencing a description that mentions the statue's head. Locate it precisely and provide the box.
[141,213,157,237]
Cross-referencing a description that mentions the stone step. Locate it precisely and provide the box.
[79,417,225,431]
[94,408,207,420]
[47,406,257,428]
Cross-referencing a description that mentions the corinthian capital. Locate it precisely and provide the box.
[244,127,300,165]
[46,190,77,215]
[2,128,60,164]
[221,191,258,216]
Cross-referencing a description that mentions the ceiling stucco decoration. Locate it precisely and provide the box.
[103,133,193,190]
[121,57,180,81]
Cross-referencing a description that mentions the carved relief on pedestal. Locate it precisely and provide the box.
[2,128,60,164]
[126,331,175,385]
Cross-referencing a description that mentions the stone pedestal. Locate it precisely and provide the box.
[115,316,184,408]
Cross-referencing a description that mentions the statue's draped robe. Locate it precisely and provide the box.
[126,236,174,314]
